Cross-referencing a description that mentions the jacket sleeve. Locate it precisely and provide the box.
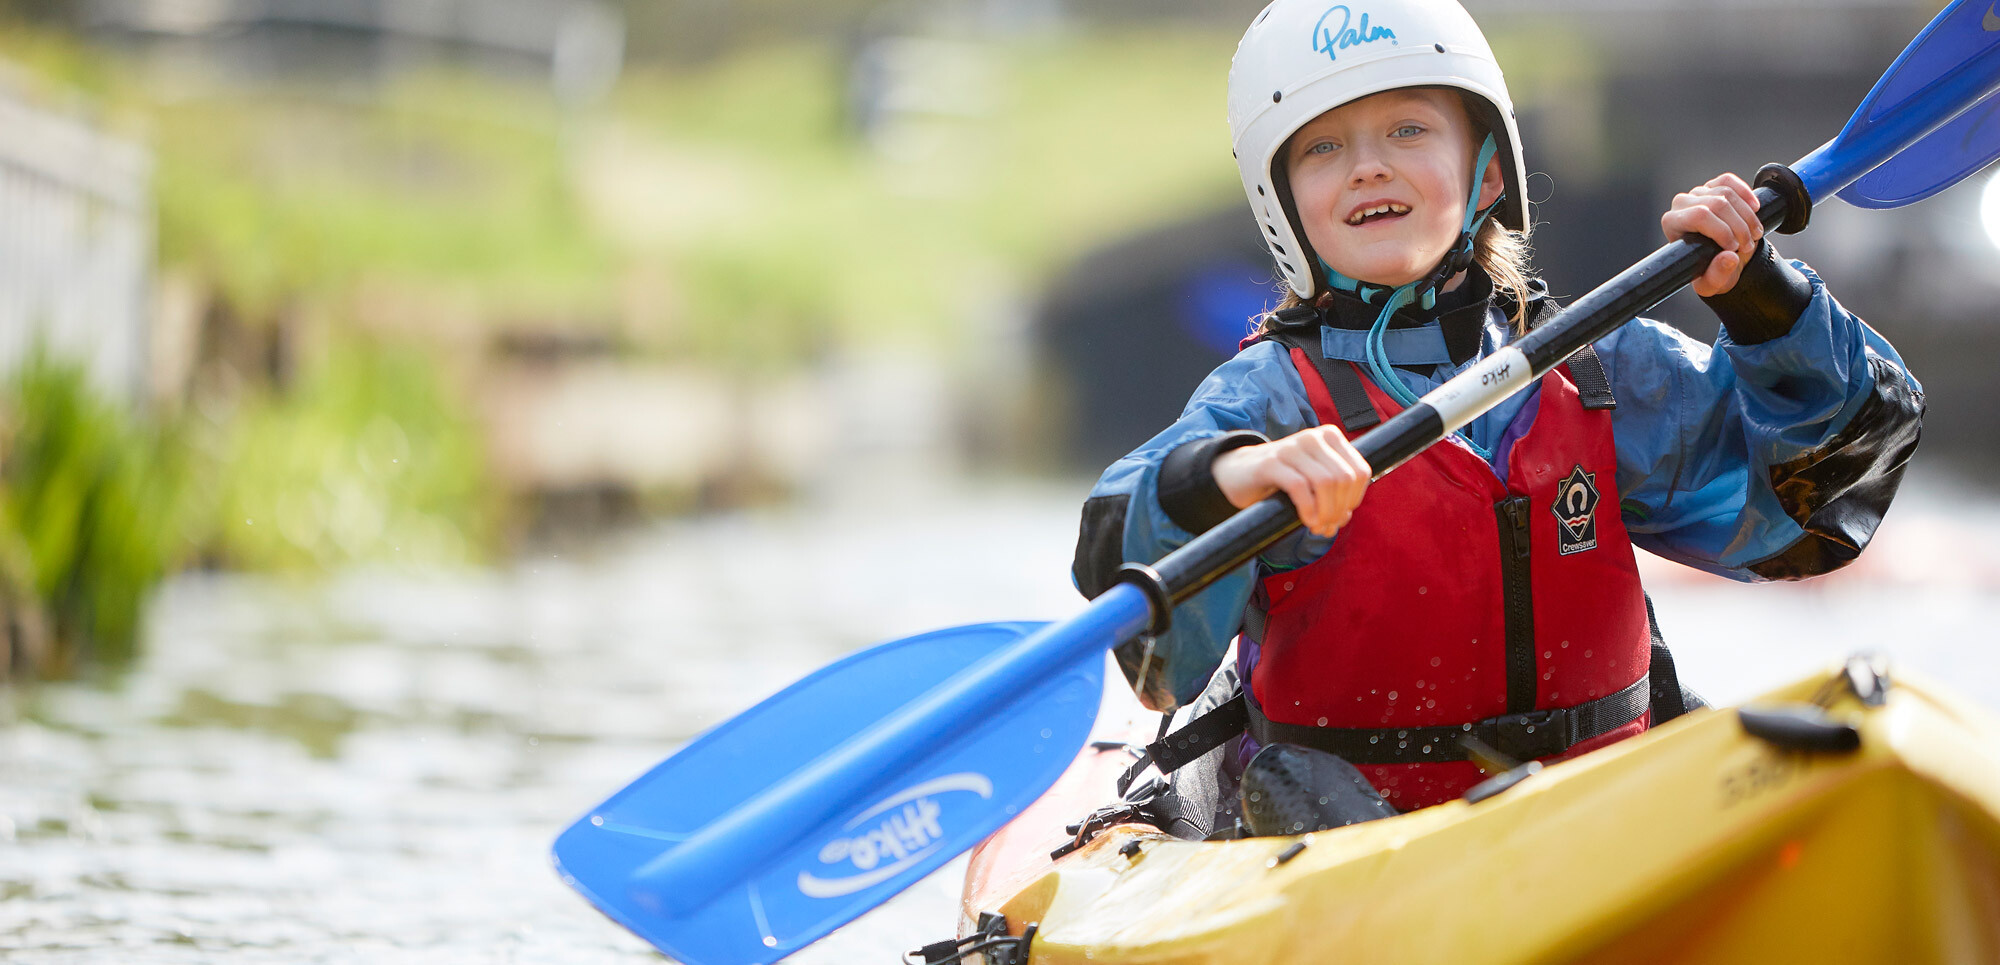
[1597,248,1923,581]
[1072,339,1325,712]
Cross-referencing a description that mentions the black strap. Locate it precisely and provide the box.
[1644,594,1694,724]
[1566,343,1617,410]
[1319,359,1382,432]
[1264,321,1381,433]
[1518,289,1613,410]
[1145,695,1249,774]
[1647,642,1687,725]
[1242,674,1652,766]
[1142,671,1652,775]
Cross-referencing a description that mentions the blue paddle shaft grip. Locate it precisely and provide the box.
[626,583,1152,912]
[1145,187,1790,611]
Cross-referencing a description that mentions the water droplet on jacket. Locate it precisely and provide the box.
[1369,735,1380,744]
[1543,672,1553,680]
[1418,586,1427,595]
[1542,650,1553,660]
[1416,679,1426,688]
[1425,698,1436,708]
[1397,730,1408,738]
[1430,656,1442,667]
[1397,740,1408,748]
[1041,728,1053,739]
[1388,691,1399,701]
[1461,722,1473,731]
[1560,640,1570,649]
[1422,745,1432,754]
[1370,689,1379,695]
[1584,649,1593,658]
[1284,581,1295,591]
[1317,716,1328,726]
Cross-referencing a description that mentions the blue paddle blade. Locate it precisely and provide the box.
[1836,0,2000,207]
[551,622,1103,965]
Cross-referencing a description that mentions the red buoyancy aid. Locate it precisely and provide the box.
[1248,347,1653,810]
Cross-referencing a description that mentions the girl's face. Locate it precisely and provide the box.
[1283,88,1505,289]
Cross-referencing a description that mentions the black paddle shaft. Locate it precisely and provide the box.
[1129,180,1799,620]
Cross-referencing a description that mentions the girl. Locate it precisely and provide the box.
[1072,0,1923,831]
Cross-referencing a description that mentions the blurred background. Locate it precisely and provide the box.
[1,0,1998,961]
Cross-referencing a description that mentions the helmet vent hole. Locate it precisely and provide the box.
[1271,242,1287,255]
[1266,224,1278,237]
[1434,43,1445,53]
[1272,90,1282,103]
[1257,185,1266,196]
[1281,261,1296,274]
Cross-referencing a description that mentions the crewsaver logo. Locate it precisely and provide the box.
[796,773,993,899]
[1551,464,1599,555]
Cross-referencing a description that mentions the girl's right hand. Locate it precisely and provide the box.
[1210,426,1371,538]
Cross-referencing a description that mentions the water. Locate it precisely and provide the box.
[4,473,1999,963]
[0,483,1086,964]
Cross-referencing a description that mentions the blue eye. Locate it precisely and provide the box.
[1308,141,1337,155]
[1393,124,1424,137]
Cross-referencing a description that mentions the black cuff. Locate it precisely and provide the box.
[1700,239,1814,345]
[1072,494,1131,599]
[1158,430,1267,535]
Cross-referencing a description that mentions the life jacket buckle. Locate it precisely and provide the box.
[1495,709,1567,761]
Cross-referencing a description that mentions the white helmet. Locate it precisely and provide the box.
[1228,0,1529,300]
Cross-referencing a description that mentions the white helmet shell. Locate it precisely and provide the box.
[1228,0,1529,300]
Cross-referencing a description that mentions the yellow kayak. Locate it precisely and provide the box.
[956,659,2000,964]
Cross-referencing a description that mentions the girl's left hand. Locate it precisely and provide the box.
[1661,173,1764,297]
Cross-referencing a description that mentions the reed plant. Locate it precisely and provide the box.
[0,349,186,678]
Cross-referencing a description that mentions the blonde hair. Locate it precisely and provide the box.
[1257,218,1536,336]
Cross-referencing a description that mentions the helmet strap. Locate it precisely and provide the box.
[1340,133,1504,459]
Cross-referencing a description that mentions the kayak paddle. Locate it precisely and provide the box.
[553,3,2000,962]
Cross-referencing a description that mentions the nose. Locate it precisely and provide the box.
[1347,139,1392,185]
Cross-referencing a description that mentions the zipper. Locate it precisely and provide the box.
[1495,496,1537,715]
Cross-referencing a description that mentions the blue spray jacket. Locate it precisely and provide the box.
[1072,245,1925,711]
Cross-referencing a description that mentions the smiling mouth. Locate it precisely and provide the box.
[1347,203,1412,226]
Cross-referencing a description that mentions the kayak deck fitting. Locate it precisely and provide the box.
[954,659,2000,965]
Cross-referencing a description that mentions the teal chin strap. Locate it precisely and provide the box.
[1320,133,1503,460]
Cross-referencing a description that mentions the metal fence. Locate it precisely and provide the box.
[0,79,152,403]
[85,0,625,104]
